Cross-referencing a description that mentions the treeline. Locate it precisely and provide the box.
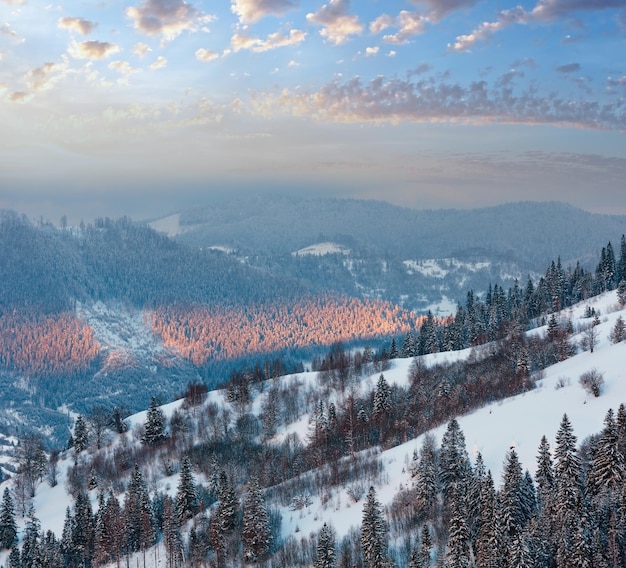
[395,237,626,357]
[151,295,417,365]
[0,312,100,379]
[0,214,303,313]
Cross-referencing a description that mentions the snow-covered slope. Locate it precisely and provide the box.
[2,291,625,566]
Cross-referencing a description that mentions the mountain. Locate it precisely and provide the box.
[150,197,626,312]
[2,289,624,567]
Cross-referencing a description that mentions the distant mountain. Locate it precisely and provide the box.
[159,197,626,264]
[150,197,626,312]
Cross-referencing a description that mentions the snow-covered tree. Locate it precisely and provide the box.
[142,396,166,446]
[73,415,89,455]
[175,456,197,523]
[315,522,336,568]
[242,478,271,563]
[0,488,17,550]
[361,486,389,568]
[217,470,237,533]
[446,484,470,568]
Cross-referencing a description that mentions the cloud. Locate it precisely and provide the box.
[450,0,626,52]
[555,62,581,73]
[306,0,363,45]
[150,55,167,70]
[133,43,152,58]
[381,11,427,44]
[411,0,481,21]
[365,46,379,56]
[369,14,395,34]
[58,17,97,36]
[109,60,140,76]
[1,0,26,4]
[69,40,121,60]
[196,48,219,62]
[250,73,626,130]
[231,0,298,23]
[9,91,31,103]
[25,58,69,91]
[0,22,24,43]
[126,0,214,42]
[231,29,306,52]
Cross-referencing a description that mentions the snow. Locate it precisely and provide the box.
[291,242,350,257]
[403,258,492,278]
[77,301,164,356]
[3,290,626,565]
[148,213,184,237]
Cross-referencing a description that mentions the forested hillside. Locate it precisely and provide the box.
[157,197,626,313]
[1,287,625,568]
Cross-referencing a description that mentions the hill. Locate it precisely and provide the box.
[152,197,626,312]
[1,289,624,567]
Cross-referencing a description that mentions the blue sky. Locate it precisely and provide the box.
[1,0,625,222]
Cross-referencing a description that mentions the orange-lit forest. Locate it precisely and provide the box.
[151,295,420,365]
[0,312,100,378]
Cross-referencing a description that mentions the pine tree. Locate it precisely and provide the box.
[389,338,399,359]
[500,449,525,548]
[124,464,154,555]
[142,396,166,446]
[0,487,17,550]
[163,495,183,568]
[447,484,470,568]
[372,374,391,422]
[475,471,497,568]
[175,456,197,523]
[242,478,271,563]
[439,419,471,499]
[20,510,41,568]
[217,470,237,533]
[72,490,95,566]
[315,522,336,568]
[401,331,418,358]
[361,486,389,568]
[617,403,626,459]
[414,433,439,521]
[520,470,537,525]
[535,435,555,511]
[7,546,20,568]
[73,414,89,455]
[554,414,581,508]
[586,408,625,497]
[419,524,432,567]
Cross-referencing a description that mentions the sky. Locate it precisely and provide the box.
[1,0,626,223]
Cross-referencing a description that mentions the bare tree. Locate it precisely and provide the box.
[579,368,604,397]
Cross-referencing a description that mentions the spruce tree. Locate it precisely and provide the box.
[475,471,497,568]
[315,522,336,568]
[361,486,389,568]
[73,414,89,454]
[72,490,95,566]
[142,396,166,446]
[242,478,271,563]
[175,456,197,523]
[414,433,439,521]
[446,484,470,568]
[0,487,17,550]
[535,435,555,511]
[372,374,391,422]
[419,524,432,568]
[586,409,625,497]
[217,470,237,533]
[439,419,471,499]
[389,338,399,359]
